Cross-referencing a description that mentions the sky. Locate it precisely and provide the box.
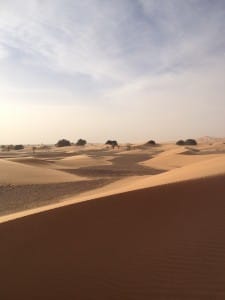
[0,0,225,144]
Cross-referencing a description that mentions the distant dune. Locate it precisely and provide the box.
[0,158,86,185]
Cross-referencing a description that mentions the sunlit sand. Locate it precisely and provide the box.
[0,138,225,298]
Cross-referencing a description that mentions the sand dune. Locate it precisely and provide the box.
[141,145,223,170]
[0,159,86,185]
[54,154,113,169]
[63,153,225,204]
[1,148,225,223]
[0,175,224,299]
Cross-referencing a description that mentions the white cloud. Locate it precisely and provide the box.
[0,44,8,59]
[0,0,225,142]
[0,0,223,81]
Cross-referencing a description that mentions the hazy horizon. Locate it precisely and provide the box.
[1,0,225,144]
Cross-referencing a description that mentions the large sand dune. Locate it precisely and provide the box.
[61,153,225,205]
[142,145,225,170]
[0,159,86,185]
[0,175,224,299]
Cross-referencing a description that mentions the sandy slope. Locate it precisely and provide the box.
[54,154,113,169]
[0,159,86,185]
[0,175,224,299]
[62,153,225,205]
[141,145,224,170]
[1,149,225,223]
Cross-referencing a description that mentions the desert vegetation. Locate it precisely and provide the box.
[14,144,24,150]
[76,139,87,146]
[1,144,24,151]
[105,140,119,149]
[146,140,156,146]
[56,139,71,147]
[176,140,185,146]
[176,139,197,146]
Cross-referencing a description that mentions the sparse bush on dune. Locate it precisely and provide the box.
[76,139,87,146]
[185,139,197,145]
[1,145,6,151]
[146,140,156,146]
[105,140,119,149]
[1,144,24,151]
[14,144,24,150]
[176,139,197,146]
[176,140,185,146]
[56,139,71,147]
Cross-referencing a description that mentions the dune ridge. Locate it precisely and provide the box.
[1,149,225,223]
[0,174,224,299]
[0,159,87,185]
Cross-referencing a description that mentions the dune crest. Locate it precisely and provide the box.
[0,159,86,185]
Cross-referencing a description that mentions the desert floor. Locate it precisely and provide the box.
[0,138,225,299]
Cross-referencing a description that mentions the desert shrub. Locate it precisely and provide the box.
[146,140,156,145]
[14,144,24,150]
[185,139,197,146]
[105,140,118,148]
[76,139,87,146]
[176,139,197,146]
[176,140,185,146]
[126,143,132,151]
[105,140,112,145]
[56,139,71,147]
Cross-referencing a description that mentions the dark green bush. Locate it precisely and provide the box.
[176,139,197,146]
[14,144,24,150]
[56,139,71,147]
[185,139,197,145]
[105,140,118,148]
[76,139,87,146]
[176,140,185,146]
[146,140,156,145]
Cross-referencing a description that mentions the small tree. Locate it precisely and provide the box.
[176,139,197,146]
[76,139,87,146]
[105,140,119,149]
[56,139,71,147]
[176,140,185,146]
[14,144,24,150]
[146,140,156,146]
[185,139,197,146]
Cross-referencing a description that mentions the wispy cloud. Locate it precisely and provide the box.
[0,0,224,142]
[1,0,224,79]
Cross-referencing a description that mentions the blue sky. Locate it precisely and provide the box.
[0,0,225,143]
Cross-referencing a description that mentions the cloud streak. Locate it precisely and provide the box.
[0,0,224,142]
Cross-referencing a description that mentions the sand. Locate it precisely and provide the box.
[0,175,224,299]
[53,154,113,169]
[0,159,86,185]
[0,141,225,298]
[1,142,225,222]
[0,148,163,219]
